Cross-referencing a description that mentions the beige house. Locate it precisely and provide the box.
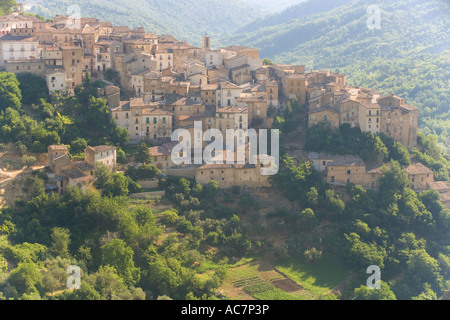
[45,144,115,195]
[0,13,42,35]
[326,155,367,186]
[46,69,68,93]
[405,162,434,191]
[111,98,173,143]
[215,106,249,140]
[358,102,381,135]
[195,158,270,189]
[281,74,307,105]
[216,81,242,108]
[5,58,46,76]
[236,97,267,126]
[201,83,218,106]
[0,34,39,66]
[378,95,418,149]
[84,145,117,171]
[149,141,180,170]
[221,45,260,60]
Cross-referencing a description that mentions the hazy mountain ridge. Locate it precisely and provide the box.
[22,0,264,45]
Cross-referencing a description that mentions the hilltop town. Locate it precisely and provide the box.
[0,5,449,208]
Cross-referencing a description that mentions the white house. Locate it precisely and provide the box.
[0,34,39,66]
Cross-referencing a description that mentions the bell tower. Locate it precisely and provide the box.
[16,3,24,13]
[202,35,210,52]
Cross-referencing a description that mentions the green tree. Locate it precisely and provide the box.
[103,173,129,197]
[0,72,21,111]
[94,162,112,190]
[160,209,179,225]
[297,208,316,229]
[117,148,127,164]
[135,143,152,164]
[262,58,273,65]
[411,283,437,300]
[8,262,43,295]
[378,160,409,203]
[353,281,396,300]
[306,187,319,208]
[16,73,48,105]
[70,137,88,156]
[101,239,140,286]
[202,180,219,200]
[406,249,443,295]
[137,164,160,180]
[49,227,71,259]
[21,155,37,168]
[304,247,322,264]
[344,233,387,269]
[89,265,133,299]
[0,0,17,15]
[31,176,45,198]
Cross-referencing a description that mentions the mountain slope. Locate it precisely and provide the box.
[23,0,264,45]
[225,0,450,152]
[226,0,449,66]
[240,0,306,13]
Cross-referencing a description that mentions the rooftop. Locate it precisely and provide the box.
[87,145,117,153]
[328,155,365,167]
[216,106,248,114]
[405,163,433,175]
[48,145,68,151]
[149,141,180,157]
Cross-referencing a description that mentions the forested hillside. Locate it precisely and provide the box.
[23,0,263,45]
[226,0,450,153]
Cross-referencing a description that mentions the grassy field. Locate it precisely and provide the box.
[273,254,350,298]
[219,258,334,300]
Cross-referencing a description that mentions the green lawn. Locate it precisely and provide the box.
[273,254,350,297]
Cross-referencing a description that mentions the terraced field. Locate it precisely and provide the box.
[220,260,316,300]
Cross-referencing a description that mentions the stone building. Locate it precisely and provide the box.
[111,98,173,143]
[84,145,117,171]
[326,155,367,186]
[378,95,418,149]
[405,162,434,191]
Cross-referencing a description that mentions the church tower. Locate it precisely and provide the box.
[16,3,24,13]
[202,35,210,52]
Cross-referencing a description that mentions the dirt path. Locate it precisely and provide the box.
[0,166,45,209]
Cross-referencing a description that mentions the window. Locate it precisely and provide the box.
[347,170,351,175]
[153,118,157,124]
[146,118,150,124]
